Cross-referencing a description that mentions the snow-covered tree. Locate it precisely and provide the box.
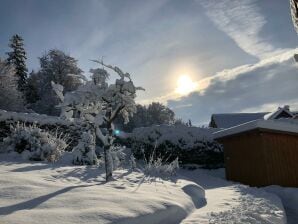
[30,50,84,115]
[0,59,24,111]
[6,34,28,92]
[290,0,298,34]
[39,49,84,92]
[52,60,144,181]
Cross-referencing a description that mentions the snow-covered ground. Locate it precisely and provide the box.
[0,153,204,224]
[0,153,292,224]
[264,185,298,224]
[180,169,286,224]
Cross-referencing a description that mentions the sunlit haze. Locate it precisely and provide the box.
[175,75,197,96]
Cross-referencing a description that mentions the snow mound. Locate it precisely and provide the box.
[0,155,205,224]
[182,184,206,208]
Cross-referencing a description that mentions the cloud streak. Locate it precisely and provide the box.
[168,49,298,124]
[199,0,294,59]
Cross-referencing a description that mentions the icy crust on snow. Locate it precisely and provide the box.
[0,154,205,224]
[131,125,219,149]
[213,119,298,139]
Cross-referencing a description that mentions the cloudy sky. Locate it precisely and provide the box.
[0,0,297,124]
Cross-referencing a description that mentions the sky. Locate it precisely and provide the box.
[0,0,297,125]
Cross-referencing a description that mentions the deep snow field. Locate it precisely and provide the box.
[0,153,296,224]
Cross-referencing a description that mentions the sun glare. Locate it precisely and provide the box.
[175,75,197,95]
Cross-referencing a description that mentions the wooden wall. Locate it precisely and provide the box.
[262,131,298,187]
[218,129,298,187]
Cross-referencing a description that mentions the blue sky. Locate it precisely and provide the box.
[1,0,298,124]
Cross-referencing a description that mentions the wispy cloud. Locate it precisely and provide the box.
[168,49,298,124]
[198,0,283,59]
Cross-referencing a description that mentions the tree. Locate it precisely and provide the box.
[25,70,40,104]
[290,0,298,34]
[114,102,176,132]
[38,49,84,92]
[30,50,84,115]
[0,59,24,111]
[6,34,28,92]
[52,60,144,181]
[147,102,175,125]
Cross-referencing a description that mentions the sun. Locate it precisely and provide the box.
[175,75,197,95]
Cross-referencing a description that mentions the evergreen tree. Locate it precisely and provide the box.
[6,34,28,92]
[0,59,24,111]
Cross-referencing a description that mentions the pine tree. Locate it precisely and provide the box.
[0,59,24,111]
[6,34,28,92]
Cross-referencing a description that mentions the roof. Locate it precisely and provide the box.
[210,113,268,129]
[213,119,298,139]
[264,106,293,120]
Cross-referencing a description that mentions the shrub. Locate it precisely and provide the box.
[72,131,99,165]
[143,154,179,176]
[129,125,224,169]
[3,122,69,162]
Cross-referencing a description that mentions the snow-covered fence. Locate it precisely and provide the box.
[124,125,224,169]
[0,110,89,150]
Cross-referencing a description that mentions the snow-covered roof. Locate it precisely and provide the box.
[263,106,293,120]
[213,119,298,139]
[211,113,268,128]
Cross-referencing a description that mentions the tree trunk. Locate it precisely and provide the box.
[95,124,114,182]
[104,122,114,182]
[104,145,113,181]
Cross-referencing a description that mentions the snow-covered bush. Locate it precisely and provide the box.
[0,109,87,151]
[3,123,68,162]
[110,145,127,170]
[129,125,224,169]
[72,131,99,165]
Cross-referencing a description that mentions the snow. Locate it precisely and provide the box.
[0,109,82,126]
[131,125,217,149]
[179,169,286,224]
[0,153,204,224]
[213,118,298,139]
[264,185,298,224]
[0,153,288,224]
[263,105,293,120]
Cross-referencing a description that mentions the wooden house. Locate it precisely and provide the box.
[214,119,298,187]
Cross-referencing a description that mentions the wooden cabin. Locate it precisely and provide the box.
[213,119,298,187]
